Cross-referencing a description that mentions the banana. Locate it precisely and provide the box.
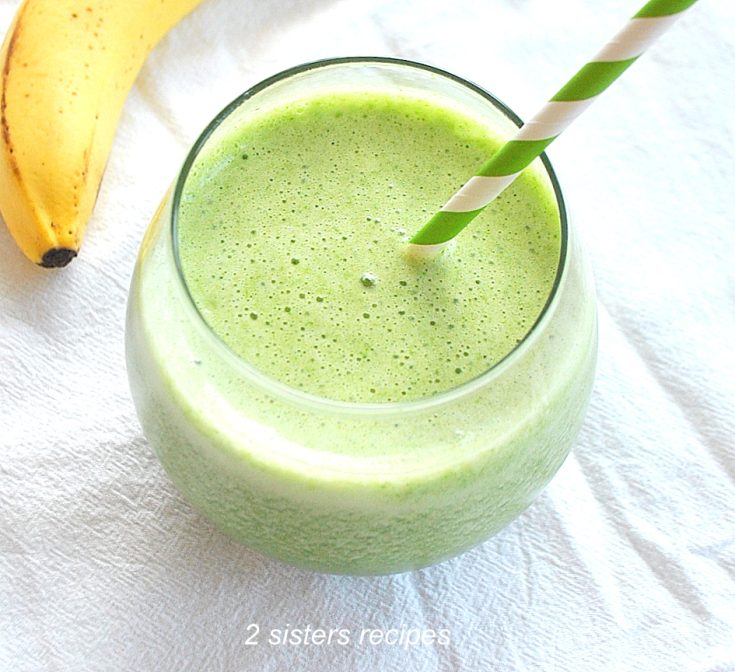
[0,0,205,267]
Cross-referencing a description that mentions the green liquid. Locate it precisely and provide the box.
[177,91,560,402]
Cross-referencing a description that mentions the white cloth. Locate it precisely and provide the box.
[1,1,733,670]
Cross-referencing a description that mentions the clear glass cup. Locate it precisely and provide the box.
[125,58,598,575]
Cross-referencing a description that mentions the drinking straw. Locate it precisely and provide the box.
[407,0,700,256]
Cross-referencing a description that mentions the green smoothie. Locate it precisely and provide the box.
[126,60,597,574]
[177,92,560,403]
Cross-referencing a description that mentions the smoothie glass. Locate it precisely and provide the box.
[125,58,597,575]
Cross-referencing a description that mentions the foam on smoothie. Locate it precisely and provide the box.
[176,91,560,403]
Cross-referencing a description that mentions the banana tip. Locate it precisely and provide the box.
[40,248,77,268]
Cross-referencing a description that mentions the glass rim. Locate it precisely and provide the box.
[170,56,569,416]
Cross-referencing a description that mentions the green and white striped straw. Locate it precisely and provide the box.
[408,0,699,255]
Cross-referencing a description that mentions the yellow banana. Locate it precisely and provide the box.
[0,0,205,267]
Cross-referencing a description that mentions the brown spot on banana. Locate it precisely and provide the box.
[1,9,23,181]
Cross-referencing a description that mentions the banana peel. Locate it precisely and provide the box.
[0,0,204,267]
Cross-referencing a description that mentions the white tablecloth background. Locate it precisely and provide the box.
[1,1,733,670]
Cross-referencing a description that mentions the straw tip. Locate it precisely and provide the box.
[403,241,450,263]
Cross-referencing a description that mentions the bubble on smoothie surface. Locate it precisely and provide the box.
[176,91,560,403]
[360,272,378,288]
